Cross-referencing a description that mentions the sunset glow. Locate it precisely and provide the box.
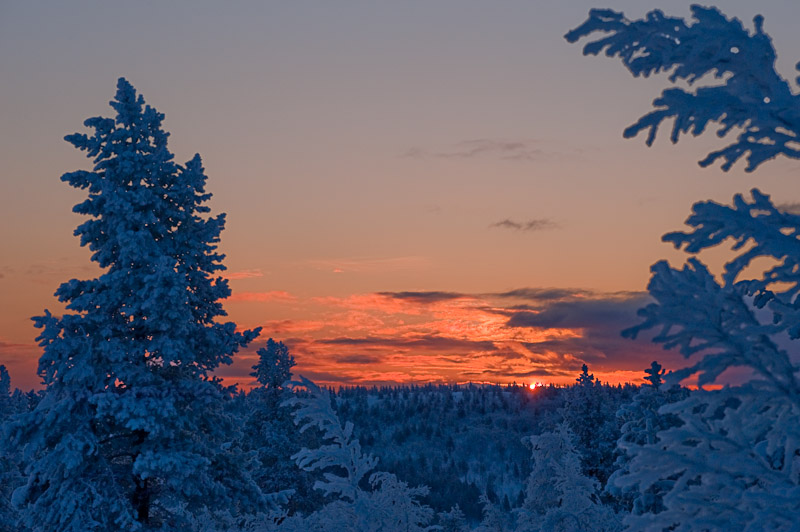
[3,1,800,392]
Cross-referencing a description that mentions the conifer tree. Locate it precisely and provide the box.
[251,338,295,397]
[569,6,800,530]
[11,78,262,530]
[0,365,23,532]
[562,365,619,486]
[280,376,434,531]
[243,340,314,512]
[642,361,664,390]
[517,423,620,532]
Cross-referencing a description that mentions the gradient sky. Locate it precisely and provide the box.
[3,1,800,391]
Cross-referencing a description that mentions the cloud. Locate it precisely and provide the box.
[405,139,545,161]
[489,218,558,231]
[320,335,497,352]
[506,295,650,330]
[227,290,296,302]
[24,261,98,284]
[492,288,591,301]
[777,202,800,215]
[227,269,264,280]
[210,286,681,391]
[258,319,326,334]
[336,354,382,365]
[377,291,468,303]
[506,293,677,371]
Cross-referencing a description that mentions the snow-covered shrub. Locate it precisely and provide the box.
[280,376,435,531]
[516,423,620,532]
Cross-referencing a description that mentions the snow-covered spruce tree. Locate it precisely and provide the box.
[252,338,295,396]
[0,365,24,532]
[11,78,263,531]
[606,362,688,516]
[437,504,470,532]
[516,423,620,532]
[476,493,514,532]
[561,365,620,487]
[243,340,318,514]
[279,376,434,532]
[568,6,800,531]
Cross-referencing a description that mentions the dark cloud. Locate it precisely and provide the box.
[0,340,38,360]
[405,139,545,162]
[377,291,468,303]
[336,354,381,365]
[493,287,591,301]
[506,295,650,329]
[320,335,497,352]
[506,293,682,372]
[489,218,558,231]
[293,370,368,387]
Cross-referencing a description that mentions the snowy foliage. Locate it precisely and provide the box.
[608,364,688,517]
[437,504,470,532]
[240,342,316,514]
[566,5,800,172]
[561,367,620,486]
[616,190,800,531]
[10,79,263,530]
[616,385,800,531]
[569,6,800,529]
[625,189,800,394]
[0,366,23,532]
[286,376,378,502]
[281,376,434,531]
[251,339,295,394]
[516,423,620,532]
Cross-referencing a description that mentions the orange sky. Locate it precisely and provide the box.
[3,1,800,391]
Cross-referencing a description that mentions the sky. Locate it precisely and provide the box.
[3,1,800,391]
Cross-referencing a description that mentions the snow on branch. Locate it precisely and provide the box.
[623,190,800,400]
[283,376,377,502]
[565,5,800,171]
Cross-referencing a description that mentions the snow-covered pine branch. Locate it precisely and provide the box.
[566,5,800,171]
[623,190,800,401]
[284,376,377,502]
[281,376,434,531]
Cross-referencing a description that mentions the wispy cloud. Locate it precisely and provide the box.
[24,260,98,284]
[336,354,382,365]
[376,291,468,304]
[489,218,558,231]
[227,269,265,280]
[321,335,498,353]
[227,290,296,302]
[492,287,592,301]
[405,139,545,161]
